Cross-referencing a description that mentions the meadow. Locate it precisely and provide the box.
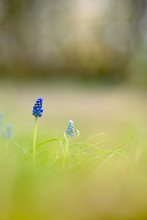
[0,81,147,220]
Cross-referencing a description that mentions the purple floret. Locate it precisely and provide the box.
[32,98,44,118]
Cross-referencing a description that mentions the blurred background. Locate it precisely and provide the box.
[1,1,147,220]
[0,0,147,85]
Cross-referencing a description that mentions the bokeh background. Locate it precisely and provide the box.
[0,0,147,85]
[1,1,147,220]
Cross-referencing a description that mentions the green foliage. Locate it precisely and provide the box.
[0,124,147,220]
[1,84,147,219]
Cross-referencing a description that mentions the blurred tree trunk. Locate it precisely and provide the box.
[128,0,147,85]
[1,0,33,64]
[129,0,147,45]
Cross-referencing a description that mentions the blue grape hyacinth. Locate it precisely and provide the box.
[66,120,75,137]
[2,124,13,140]
[0,113,4,127]
[32,98,44,118]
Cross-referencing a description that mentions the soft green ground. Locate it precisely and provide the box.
[0,81,147,220]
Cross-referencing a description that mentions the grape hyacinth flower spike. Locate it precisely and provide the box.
[32,98,44,161]
[0,113,4,135]
[32,98,44,118]
[2,124,13,140]
[0,113,4,127]
[63,120,80,163]
[66,120,80,138]
[66,120,75,137]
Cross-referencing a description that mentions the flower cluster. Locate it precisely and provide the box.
[32,98,44,118]
[2,124,13,139]
[0,113,4,127]
[66,120,75,137]
[0,113,13,140]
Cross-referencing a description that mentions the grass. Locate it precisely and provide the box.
[0,81,147,220]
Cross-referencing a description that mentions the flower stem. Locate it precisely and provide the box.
[33,117,38,162]
[63,134,69,164]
